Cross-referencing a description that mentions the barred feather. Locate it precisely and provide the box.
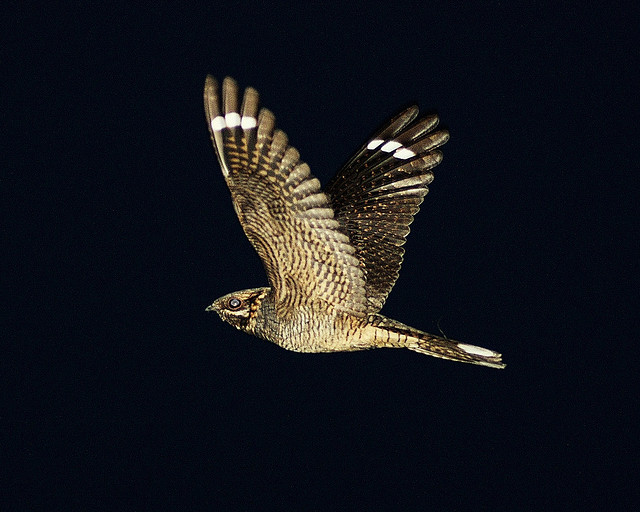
[204,76,367,318]
[326,107,449,312]
[204,76,505,368]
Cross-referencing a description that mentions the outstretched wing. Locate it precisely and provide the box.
[325,106,449,313]
[204,76,367,318]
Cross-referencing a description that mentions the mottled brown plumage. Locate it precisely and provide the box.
[204,76,505,369]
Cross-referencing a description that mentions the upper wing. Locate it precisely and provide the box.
[325,106,449,313]
[204,76,367,318]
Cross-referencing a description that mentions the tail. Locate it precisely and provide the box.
[368,315,506,369]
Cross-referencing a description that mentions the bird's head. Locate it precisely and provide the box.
[205,287,270,334]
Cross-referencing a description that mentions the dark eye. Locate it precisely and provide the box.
[228,298,242,310]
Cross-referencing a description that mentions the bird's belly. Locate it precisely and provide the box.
[271,312,370,353]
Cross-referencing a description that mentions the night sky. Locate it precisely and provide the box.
[5,3,637,510]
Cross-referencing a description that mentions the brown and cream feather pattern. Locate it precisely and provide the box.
[204,77,367,319]
[204,76,505,369]
[326,106,449,312]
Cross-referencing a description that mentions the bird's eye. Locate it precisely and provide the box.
[228,298,242,310]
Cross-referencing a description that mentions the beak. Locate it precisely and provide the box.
[205,303,216,312]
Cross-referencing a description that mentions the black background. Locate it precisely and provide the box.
[4,2,638,510]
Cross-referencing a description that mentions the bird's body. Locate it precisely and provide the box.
[204,76,505,369]
[211,287,370,353]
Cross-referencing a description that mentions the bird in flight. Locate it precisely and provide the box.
[204,76,505,369]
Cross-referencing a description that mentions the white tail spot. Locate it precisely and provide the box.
[458,343,498,357]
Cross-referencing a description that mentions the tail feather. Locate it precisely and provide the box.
[408,337,506,369]
[370,315,506,369]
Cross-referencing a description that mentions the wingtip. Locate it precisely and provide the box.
[204,75,218,94]
[203,75,220,118]
[395,105,420,127]
[222,76,237,89]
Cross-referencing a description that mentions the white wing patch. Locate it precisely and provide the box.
[211,116,226,131]
[393,147,416,159]
[210,114,257,131]
[381,140,403,152]
[241,116,257,129]
[225,112,241,127]
[367,139,384,150]
[368,138,418,160]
